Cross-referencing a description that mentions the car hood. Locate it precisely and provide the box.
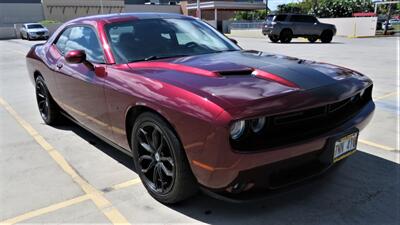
[127,50,371,117]
[27,28,48,32]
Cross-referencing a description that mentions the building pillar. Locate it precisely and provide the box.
[214,8,218,28]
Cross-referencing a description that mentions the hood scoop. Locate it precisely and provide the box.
[217,69,254,76]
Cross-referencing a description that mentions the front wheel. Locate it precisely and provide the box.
[35,76,61,125]
[131,112,198,204]
[268,35,279,43]
[320,30,333,43]
[279,29,292,43]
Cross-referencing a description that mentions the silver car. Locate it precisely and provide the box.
[20,23,49,40]
[262,14,336,43]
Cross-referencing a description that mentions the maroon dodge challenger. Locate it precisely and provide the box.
[26,13,374,203]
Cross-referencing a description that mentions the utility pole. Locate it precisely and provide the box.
[196,0,201,19]
[384,3,393,35]
[100,0,104,14]
[265,0,268,15]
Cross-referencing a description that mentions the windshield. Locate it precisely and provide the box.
[105,18,240,64]
[27,24,44,29]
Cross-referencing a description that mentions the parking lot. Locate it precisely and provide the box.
[0,36,399,224]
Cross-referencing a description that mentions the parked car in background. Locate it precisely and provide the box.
[262,14,336,43]
[20,23,49,40]
[389,19,400,25]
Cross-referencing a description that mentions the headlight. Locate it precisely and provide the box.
[250,117,266,133]
[230,120,245,140]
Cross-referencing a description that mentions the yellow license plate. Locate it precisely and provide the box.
[333,132,358,162]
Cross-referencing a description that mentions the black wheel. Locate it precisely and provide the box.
[131,112,197,204]
[20,32,25,40]
[268,35,279,43]
[35,76,61,125]
[279,29,292,43]
[27,33,31,41]
[320,30,333,43]
[308,36,318,43]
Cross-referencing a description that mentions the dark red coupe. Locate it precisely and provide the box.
[26,13,374,203]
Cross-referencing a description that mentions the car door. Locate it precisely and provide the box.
[290,15,313,35]
[54,25,112,139]
[305,16,320,35]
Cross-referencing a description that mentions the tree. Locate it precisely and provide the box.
[310,0,374,18]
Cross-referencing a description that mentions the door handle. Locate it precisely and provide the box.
[56,63,63,69]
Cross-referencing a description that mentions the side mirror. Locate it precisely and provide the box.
[65,50,94,71]
[65,50,86,64]
[229,38,238,45]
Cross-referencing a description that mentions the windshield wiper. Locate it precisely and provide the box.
[144,54,191,61]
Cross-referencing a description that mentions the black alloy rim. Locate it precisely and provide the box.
[36,81,49,120]
[136,122,175,194]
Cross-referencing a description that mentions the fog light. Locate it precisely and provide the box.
[230,120,245,140]
[250,117,266,133]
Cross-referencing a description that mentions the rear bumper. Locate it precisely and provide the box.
[191,100,374,191]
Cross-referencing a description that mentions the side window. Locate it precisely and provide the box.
[55,26,105,63]
[274,15,287,22]
[304,16,317,23]
[290,15,301,22]
[64,26,104,63]
[55,28,71,54]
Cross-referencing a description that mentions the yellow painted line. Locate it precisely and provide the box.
[0,97,131,225]
[359,139,396,151]
[334,150,356,163]
[111,178,142,191]
[375,91,398,101]
[0,195,91,225]
[1,177,143,225]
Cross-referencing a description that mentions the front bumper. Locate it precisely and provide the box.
[190,100,375,191]
[28,33,49,39]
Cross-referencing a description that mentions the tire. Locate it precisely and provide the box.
[20,32,24,40]
[279,29,292,43]
[320,30,333,43]
[308,36,318,43]
[131,112,198,204]
[268,35,279,43]
[27,33,31,41]
[35,76,61,125]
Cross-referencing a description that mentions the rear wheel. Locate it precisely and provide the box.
[35,76,61,125]
[320,30,333,43]
[20,32,25,40]
[268,35,279,43]
[279,29,292,43]
[131,112,198,204]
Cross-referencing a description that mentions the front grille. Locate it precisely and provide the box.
[231,85,372,151]
[36,31,45,35]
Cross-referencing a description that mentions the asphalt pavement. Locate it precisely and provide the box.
[0,36,399,225]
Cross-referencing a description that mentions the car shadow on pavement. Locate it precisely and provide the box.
[269,41,344,45]
[55,122,398,225]
[171,151,399,225]
[54,121,136,172]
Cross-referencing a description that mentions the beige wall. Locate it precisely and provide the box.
[42,0,124,22]
[0,3,44,25]
[319,17,377,37]
[124,4,181,14]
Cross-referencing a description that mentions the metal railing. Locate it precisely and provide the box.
[229,21,264,30]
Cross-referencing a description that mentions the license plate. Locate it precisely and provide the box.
[333,132,358,162]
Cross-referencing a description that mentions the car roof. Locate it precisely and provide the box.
[24,23,43,25]
[69,13,190,24]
